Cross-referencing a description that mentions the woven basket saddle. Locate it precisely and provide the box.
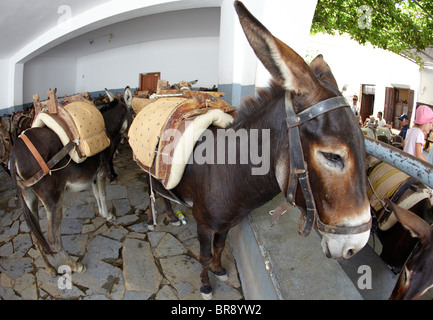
[367,156,430,231]
[31,89,110,164]
[128,89,237,190]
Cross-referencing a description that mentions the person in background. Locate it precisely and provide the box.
[404,105,433,162]
[351,95,360,116]
[377,111,387,127]
[398,114,409,139]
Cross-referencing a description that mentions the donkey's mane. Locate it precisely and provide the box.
[98,99,123,114]
[230,81,285,129]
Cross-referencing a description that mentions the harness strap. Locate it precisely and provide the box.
[284,93,317,236]
[19,133,50,175]
[17,138,75,188]
[286,96,350,128]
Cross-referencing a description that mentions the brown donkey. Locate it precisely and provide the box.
[136,1,371,299]
[10,87,133,276]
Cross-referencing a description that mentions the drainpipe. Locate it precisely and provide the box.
[364,136,433,188]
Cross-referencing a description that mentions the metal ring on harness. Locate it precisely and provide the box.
[278,92,372,237]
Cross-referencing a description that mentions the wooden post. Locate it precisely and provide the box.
[47,89,58,114]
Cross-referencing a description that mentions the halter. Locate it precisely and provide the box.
[272,92,372,237]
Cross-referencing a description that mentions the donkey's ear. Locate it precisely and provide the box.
[124,86,133,109]
[309,54,339,91]
[105,88,116,102]
[385,199,431,245]
[234,1,318,94]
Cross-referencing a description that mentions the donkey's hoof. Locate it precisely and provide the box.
[106,213,115,222]
[47,266,57,277]
[215,271,228,282]
[201,291,213,300]
[148,224,155,231]
[72,262,87,273]
[171,220,181,227]
[200,286,213,300]
[75,263,86,274]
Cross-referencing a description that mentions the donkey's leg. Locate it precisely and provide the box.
[92,172,114,221]
[44,195,86,274]
[211,230,229,281]
[164,198,180,226]
[197,226,214,300]
[91,179,103,216]
[22,188,57,276]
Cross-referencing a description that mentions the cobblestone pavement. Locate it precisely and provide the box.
[0,143,243,300]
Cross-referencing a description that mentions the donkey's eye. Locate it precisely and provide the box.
[321,152,344,170]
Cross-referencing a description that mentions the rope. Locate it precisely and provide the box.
[367,176,390,212]
[50,156,72,173]
[147,171,157,226]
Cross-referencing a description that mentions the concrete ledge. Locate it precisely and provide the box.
[229,193,366,300]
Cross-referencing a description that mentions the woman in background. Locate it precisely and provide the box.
[404,105,433,162]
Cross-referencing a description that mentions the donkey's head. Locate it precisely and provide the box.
[235,1,371,259]
[386,199,433,300]
[103,87,133,138]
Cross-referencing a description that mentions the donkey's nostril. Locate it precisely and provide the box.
[345,248,355,258]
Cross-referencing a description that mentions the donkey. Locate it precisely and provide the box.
[375,197,432,274]
[138,1,371,299]
[386,199,433,300]
[103,88,132,182]
[10,87,133,276]
[0,116,14,174]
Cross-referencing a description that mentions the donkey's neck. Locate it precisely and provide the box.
[223,91,289,210]
[101,101,126,138]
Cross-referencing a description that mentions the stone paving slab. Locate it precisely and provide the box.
[0,143,243,300]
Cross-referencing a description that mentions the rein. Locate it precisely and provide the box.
[272,92,372,237]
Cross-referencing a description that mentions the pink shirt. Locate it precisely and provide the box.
[404,127,425,157]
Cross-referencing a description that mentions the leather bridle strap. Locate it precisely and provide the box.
[286,95,351,129]
[272,92,372,236]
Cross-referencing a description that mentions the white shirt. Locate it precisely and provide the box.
[377,118,386,127]
[404,127,425,157]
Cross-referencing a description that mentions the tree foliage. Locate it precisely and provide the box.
[311,0,433,65]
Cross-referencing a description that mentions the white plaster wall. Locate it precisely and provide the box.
[75,36,219,92]
[255,0,318,87]
[23,56,77,102]
[306,34,420,116]
[419,68,433,106]
[0,60,9,110]
[218,0,317,88]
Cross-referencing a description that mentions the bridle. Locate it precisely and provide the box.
[271,92,372,237]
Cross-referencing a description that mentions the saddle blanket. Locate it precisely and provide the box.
[128,91,235,189]
[367,158,430,231]
[32,100,110,163]
[368,161,410,212]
